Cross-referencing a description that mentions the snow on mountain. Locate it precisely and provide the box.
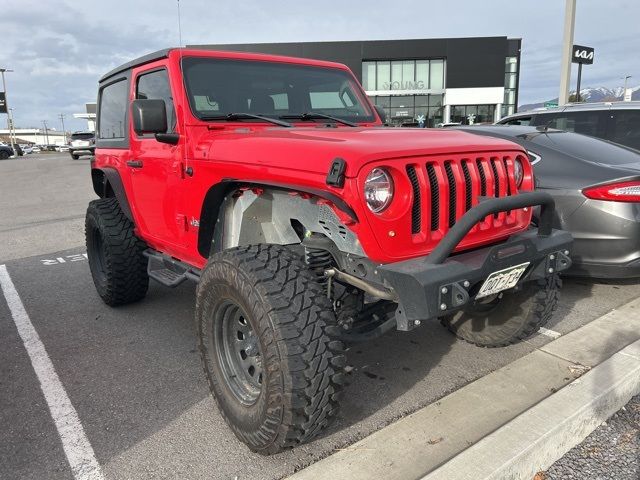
[519,85,640,112]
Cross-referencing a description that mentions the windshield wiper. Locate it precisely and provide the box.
[201,113,292,127]
[280,113,358,127]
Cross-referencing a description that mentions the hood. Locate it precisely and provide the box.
[196,126,526,177]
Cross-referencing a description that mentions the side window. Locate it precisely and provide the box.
[98,79,128,140]
[503,116,532,126]
[136,69,175,133]
[540,112,606,138]
[609,111,640,150]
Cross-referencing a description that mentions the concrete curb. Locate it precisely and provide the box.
[423,340,640,480]
[288,297,640,480]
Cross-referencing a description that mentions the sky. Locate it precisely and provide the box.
[1,0,639,131]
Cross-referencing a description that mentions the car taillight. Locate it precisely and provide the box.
[583,180,640,202]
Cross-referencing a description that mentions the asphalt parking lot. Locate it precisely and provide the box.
[1,153,639,480]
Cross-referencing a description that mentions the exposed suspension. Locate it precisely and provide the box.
[304,246,334,284]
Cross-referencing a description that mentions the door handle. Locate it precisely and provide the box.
[126,160,143,168]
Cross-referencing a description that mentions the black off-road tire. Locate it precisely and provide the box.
[441,274,561,347]
[0,150,9,160]
[85,197,149,306]
[71,154,80,160]
[196,244,346,455]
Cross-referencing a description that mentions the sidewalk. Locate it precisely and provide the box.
[289,297,640,480]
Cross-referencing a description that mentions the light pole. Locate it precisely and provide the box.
[0,68,17,154]
[559,0,577,105]
[9,107,17,147]
[42,120,50,146]
[58,113,67,144]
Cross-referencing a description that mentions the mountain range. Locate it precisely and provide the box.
[519,85,640,111]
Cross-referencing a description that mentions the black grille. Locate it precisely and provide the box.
[444,161,456,228]
[461,161,472,212]
[476,159,487,196]
[401,155,519,239]
[502,158,512,196]
[426,163,439,231]
[406,165,421,234]
[490,159,500,198]
[490,159,501,218]
[503,158,512,215]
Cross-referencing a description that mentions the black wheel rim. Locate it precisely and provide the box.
[90,226,107,282]
[214,300,263,405]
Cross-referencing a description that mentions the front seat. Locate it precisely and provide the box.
[249,94,275,115]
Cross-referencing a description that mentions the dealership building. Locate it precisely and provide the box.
[192,36,521,127]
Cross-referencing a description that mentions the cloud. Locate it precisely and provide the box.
[1,0,638,129]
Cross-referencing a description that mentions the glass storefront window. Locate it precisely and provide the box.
[429,59,444,89]
[416,60,429,87]
[362,61,376,90]
[391,61,403,89]
[429,94,443,107]
[373,95,390,107]
[370,94,444,127]
[450,104,496,125]
[504,90,515,105]
[390,96,414,108]
[377,61,391,91]
[402,61,415,85]
[362,59,445,92]
[502,56,518,119]
[415,95,428,107]
[505,72,517,89]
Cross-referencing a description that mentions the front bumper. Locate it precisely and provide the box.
[376,192,573,331]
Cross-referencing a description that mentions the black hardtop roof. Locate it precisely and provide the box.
[99,48,173,83]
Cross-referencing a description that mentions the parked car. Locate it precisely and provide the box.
[56,145,70,152]
[22,146,33,154]
[86,48,572,454]
[456,125,640,278]
[497,101,640,151]
[69,131,95,159]
[0,144,14,159]
[31,146,41,154]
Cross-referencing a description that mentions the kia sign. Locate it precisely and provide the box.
[572,45,595,65]
[0,92,6,114]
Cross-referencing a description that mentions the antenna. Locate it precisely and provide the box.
[176,0,191,177]
[177,0,183,48]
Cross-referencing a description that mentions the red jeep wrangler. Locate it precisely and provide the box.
[86,48,572,454]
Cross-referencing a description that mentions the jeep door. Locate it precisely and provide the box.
[127,65,186,250]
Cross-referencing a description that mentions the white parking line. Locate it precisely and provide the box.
[538,326,562,339]
[0,265,104,480]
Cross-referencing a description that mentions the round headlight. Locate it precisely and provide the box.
[514,158,524,187]
[364,168,394,213]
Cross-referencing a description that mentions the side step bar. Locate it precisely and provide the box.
[143,249,201,287]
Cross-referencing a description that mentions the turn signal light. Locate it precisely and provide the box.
[583,180,640,203]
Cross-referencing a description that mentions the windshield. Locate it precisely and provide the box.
[182,57,375,124]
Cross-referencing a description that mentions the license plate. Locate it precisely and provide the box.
[476,262,530,299]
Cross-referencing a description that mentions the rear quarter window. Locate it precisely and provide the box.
[97,75,130,148]
[609,110,640,150]
[534,111,607,139]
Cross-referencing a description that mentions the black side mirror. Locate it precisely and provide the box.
[374,105,388,125]
[131,99,168,135]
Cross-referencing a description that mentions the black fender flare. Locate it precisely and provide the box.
[197,179,358,259]
[91,167,134,222]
